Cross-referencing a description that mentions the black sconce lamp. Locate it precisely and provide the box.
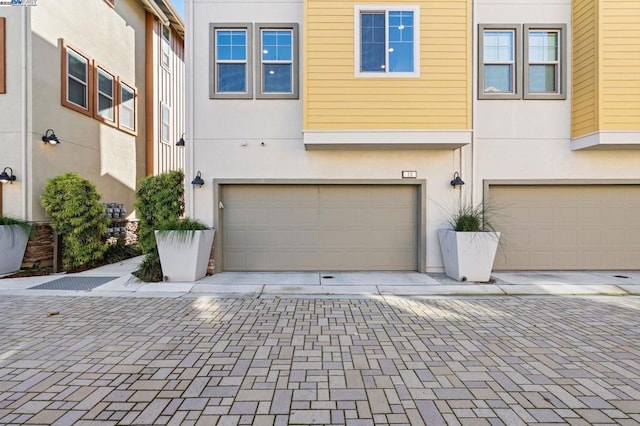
[41,129,60,145]
[191,171,204,187]
[176,134,185,146]
[0,167,16,184]
[450,172,465,188]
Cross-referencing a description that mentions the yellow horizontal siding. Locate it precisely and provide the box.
[600,0,640,131]
[572,0,598,138]
[303,0,471,131]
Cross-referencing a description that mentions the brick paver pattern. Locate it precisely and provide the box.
[0,295,639,425]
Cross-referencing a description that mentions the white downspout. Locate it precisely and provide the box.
[21,7,30,219]
[185,0,194,218]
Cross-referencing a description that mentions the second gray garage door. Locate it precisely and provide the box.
[489,184,640,270]
[220,184,419,271]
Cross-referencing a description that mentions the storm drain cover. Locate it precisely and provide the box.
[30,276,118,291]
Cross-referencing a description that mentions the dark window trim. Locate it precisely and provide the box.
[523,24,567,100]
[209,23,253,99]
[478,24,521,100]
[255,23,299,99]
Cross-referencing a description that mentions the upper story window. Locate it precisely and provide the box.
[119,82,136,133]
[161,25,171,68]
[479,24,566,100]
[62,42,92,116]
[96,66,116,123]
[479,25,520,99]
[524,25,566,99]
[210,24,253,99]
[257,23,299,99]
[355,5,419,77]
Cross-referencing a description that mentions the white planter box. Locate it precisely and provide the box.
[438,229,500,282]
[155,229,215,282]
[0,225,30,275]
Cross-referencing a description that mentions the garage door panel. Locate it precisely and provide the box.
[491,185,640,270]
[221,184,418,271]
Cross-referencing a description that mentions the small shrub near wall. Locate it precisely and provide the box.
[133,170,185,282]
[40,172,109,271]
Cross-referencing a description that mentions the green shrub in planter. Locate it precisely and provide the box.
[0,215,33,275]
[40,172,109,271]
[134,170,184,254]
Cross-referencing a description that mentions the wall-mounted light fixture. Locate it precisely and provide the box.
[191,171,204,188]
[176,133,185,146]
[450,172,465,188]
[0,167,16,184]
[41,129,60,145]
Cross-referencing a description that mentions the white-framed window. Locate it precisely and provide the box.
[210,23,253,98]
[119,82,136,133]
[161,25,171,69]
[96,66,116,123]
[478,25,520,99]
[161,103,170,143]
[63,44,91,114]
[354,5,419,77]
[524,25,566,99]
[256,23,298,99]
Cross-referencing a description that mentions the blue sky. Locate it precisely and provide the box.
[170,0,184,18]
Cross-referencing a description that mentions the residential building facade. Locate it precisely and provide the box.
[186,0,640,273]
[0,0,184,223]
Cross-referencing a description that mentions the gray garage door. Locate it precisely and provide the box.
[220,184,418,271]
[489,185,640,270]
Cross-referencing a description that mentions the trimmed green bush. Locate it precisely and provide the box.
[40,172,109,270]
[134,170,185,254]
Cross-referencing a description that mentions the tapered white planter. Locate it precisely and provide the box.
[155,229,215,282]
[0,225,30,275]
[438,229,500,282]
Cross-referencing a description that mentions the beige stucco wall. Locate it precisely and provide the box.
[188,0,468,272]
[26,0,147,221]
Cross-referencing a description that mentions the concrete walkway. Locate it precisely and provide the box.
[1,256,639,298]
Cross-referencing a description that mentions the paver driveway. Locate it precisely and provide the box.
[0,295,639,425]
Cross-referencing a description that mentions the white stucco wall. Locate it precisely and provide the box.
[188,0,469,272]
[473,0,640,191]
[0,8,29,218]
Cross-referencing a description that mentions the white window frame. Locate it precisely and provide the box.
[161,103,171,144]
[255,23,299,99]
[95,66,116,124]
[354,5,420,78]
[523,24,566,100]
[478,24,521,100]
[62,44,92,115]
[161,25,171,69]
[119,81,136,134]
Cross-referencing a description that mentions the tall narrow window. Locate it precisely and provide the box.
[61,42,92,116]
[355,6,419,77]
[524,25,565,99]
[96,67,115,123]
[161,25,171,68]
[257,23,298,99]
[161,103,170,143]
[210,23,252,98]
[119,82,136,132]
[479,25,520,99]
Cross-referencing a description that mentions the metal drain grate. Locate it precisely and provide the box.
[30,276,118,291]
